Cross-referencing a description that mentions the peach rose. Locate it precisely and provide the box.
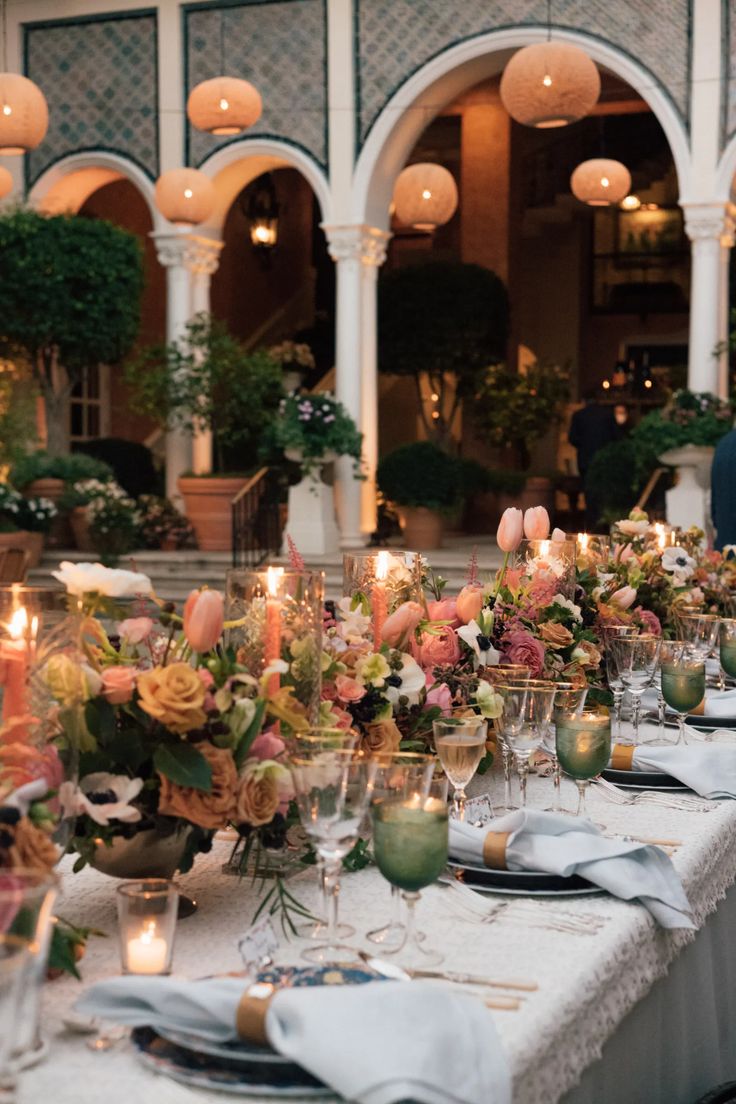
[157,742,238,829]
[334,674,366,704]
[235,760,291,827]
[455,585,484,625]
[6,817,58,874]
[137,662,207,734]
[538,622,574,650]
[101,665,137,705]
[417,626,460,667]
[573,640,602,668]
[361,718,402,756]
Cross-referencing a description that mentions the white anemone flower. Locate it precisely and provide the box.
[458,621,500,669]
[549,594,582,622]
[661,545,696,582]
[385,654,426,707]
[52,561,153,597]
[61,773,144,826]
[335,597,372,643]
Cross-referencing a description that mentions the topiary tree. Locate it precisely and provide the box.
[378,262,509,448]
[0,208,144,455]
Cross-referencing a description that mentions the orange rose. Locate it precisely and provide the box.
[361,718,402,756]
[157,742,238,829]
[538,622,574,649]
[235,761,291,827]
[3,817,58,874]
[574,641,602,668]
[137,662,206,734]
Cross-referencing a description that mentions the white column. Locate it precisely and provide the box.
[684,205,730,393]
[360,232,390,535]
[324,225,390,548]
[718,216,734,400]
[188,238,224,474]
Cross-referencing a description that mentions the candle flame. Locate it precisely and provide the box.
[539,540,550,558]
[141,921,157,944]
[376,550,390,582]
[266,565,284,597]
[578,533,589,552]
[8,607,28,640]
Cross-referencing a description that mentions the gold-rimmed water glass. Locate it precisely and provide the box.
[432,713,487,820]
[719,619,736,686]
[608,634,661,743]
[288,748,374,964]
[555,708,611,817]
[497,681,557,809]
[659,640,706,746]
[366,753,436,950]
[676,612,720,668]
[600,623,640,740]
[485,663,532,686]
[544,681,587,812]
[370,756,448,969]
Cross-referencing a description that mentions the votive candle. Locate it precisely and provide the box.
[127,921,168,975]
[0,606,33,739]
[372,551,390,650]
[265,566,284,698]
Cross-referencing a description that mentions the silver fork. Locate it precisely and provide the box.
[594,776,716,812]
[435,877,604,935]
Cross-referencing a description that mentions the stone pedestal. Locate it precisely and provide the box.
[282,471,340,556]
[660,445,715,532]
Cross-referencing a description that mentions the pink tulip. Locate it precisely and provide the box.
[455,584,484,625]
[250,728,286,761]
[427,598,460,628]
[610,585,637,610]
[381,601,424,648]
[496,508,524,553]
[183,588,224,653]
[101,665,137,705]
[551,527,567,542]
[523,506,550,540]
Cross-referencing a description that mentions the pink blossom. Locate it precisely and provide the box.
[528,574,558,609]
[197,668,217,711]
[635,607,662,636]
[455,585,484,625]
[427,597,460,628]
[523,506,550,540]
[327,705,354,731]
[101,665,137,705]
[425,683,453,715]
[250,728,286,761]
[497,508,524,553]
[118,617,154,645]
[500,629,546,678]
[417,626,461,667]
[618,545,639,565]
[610,585,637,610]
[335,674,366,703]
[381,601,424,648]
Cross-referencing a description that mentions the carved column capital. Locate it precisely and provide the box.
[322,223,391,267]
[151,229,224,274]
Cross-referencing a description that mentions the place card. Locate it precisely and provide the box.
[238,915,279,971]
[464,794,495,827]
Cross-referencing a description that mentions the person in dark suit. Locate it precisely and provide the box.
[711,426,736,551]
[568,389,618,529]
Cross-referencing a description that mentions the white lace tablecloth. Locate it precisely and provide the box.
[20,766,736,1104]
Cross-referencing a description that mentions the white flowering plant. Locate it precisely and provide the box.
[268,393,363,478]
[0,483,58,533]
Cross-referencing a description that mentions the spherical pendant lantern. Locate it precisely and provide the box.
[393,163,458,231]
[570,158,631,206]
[500,42,600,128]
[0,166,12,198]
[0,73,48,154]
[187,76,262,136]
[155,168,216,225]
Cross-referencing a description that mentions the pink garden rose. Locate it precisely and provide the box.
[101,665,137,704]
[381,601,424,648]
[417,626,460,668]
[635,607,662,636]
[427,598,460,628]
[118,617,154,645]
[335,674,367,704]
[523,506,550,540]
[250,728,286,761]
[497,508,524,553]
[455,585,484,625]
[425,683,453,715]
[500,629,546,678]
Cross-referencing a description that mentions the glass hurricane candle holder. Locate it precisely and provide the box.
[225,568,324,723]
[719,619,736,683]
[0,587,69,738]
[573,533,610,570]
[514,539,577,600]
[555,708,611,817]
[117,879,178,976]
[342,551,423,646]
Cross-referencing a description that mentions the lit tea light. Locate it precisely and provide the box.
[578,533,589,554]
[126,920,168,975]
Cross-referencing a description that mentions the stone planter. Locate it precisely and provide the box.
[0,530,44,568]
[282,448,340,556]
[659,445,715,532]
[179,475,247,552]
[69,506,95,552]
[25,478,71,549]
[398,506,444,550]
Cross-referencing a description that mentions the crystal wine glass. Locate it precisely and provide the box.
[719,619,736,686]
[555,708,612,817]
[600,623,639,741]
[678,612,720,690]
[433,713,487,820]
[544,681,587,812]
[371,766,448,969]
[288,748,374,964]
[659,640,706,746]
[609,634,661,743]
[498,681,557,808]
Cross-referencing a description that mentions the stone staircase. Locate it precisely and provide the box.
[30,537,504,602]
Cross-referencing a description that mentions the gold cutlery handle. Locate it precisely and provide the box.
[415,969,538,991]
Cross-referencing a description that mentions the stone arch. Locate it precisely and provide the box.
[28,150,161,228]
[352,26,692,230]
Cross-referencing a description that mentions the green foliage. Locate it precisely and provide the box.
[153,742,213,793]
[0,360,36,470]
[378,262,509,446]
[377,441,461,512]
[11,450,113,488]
[125,314,284,473]
[264,392,363,478]
[0,484,57,533]
[472,362,570,469]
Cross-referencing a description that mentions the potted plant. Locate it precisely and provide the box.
[10,452,114,549]
[377,441,461,550]
[63,479,140,563]
[266,340,316,393]
[472,361,570,475]
[265,392,363,555]
[137,495,195,551]
[126,315,284,551]
[0,484,57,566]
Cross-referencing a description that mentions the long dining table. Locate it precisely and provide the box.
[22,769,736,1104]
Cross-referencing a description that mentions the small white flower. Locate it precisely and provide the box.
[335,596,372,643]
[62,773,144,826]
[661,546,696,581]
[475,680,503,719]
[616,518,650,537]
[458,620,500,669]
[385,654,426,707]
[549,594,582,622]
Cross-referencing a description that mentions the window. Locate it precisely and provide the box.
[69,365,110,442]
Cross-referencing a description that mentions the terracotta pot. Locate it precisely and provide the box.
[0,529,43,568]
[25,478,72,549]
[69,506,94,552]
[91,824,194,879]
[520,476,554,515]
[399,506,444,550]
[178,475,247,552]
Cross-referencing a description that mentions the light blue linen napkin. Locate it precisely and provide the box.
[76,976,511,1104]
[643,686,736,718]
[449,810,694,930]
[612,743,736,798]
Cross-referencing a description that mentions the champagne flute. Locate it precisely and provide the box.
[556,708,612,817]
[433,714,487,820]
[365,753,435,950]
[288,748,374,964]
[677,611,720,689]
[498,682,557,808]
[371,768,448,969]
[660,640,706,746]
[600,624,639,741]
[719,619,736,686]
[493,680,529,814]
[609,634,661,743]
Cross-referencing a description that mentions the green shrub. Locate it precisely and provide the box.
[377,441,461,513]
[11,451,113,489]
[75,438,159,498]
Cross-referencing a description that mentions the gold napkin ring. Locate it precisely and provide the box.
[691,698,705,716]
[483,831,510,870]
[236,983,274,1044]
[611,744,635,770]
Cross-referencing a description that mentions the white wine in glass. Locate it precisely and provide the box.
[433,716,487,819]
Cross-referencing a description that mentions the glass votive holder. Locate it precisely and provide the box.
[342,550,423,611]
[515,539,577,600]
[573,533,610,570]
[117,880,178,976]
